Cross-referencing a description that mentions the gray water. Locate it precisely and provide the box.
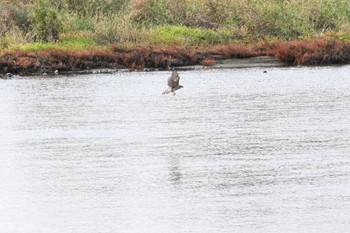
[0,66,349,233]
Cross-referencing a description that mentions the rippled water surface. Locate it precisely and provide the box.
[1,66,350,233]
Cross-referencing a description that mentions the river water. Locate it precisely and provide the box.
[0,66,349,233]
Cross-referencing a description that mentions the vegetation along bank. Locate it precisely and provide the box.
[1,0,350,75]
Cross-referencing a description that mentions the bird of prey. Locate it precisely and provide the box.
[162,70,183,96]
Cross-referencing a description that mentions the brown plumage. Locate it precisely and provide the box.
[162,70,183,95]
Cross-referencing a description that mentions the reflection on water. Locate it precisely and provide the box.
[0,66,350,233]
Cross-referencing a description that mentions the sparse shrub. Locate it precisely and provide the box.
[0,26,27,49]
[151,25,222,46]
[130,0,173,25]
[14,8,30,32]
[29,0,62,42]
[94,13,148,44]
[61,12,95,32]
[2,0,350,50]
[0,5,16,36]
[233,0,350,39]
[0,4,30,49]
[58,0,127,17]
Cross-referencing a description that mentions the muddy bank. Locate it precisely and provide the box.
[1,37,350,76]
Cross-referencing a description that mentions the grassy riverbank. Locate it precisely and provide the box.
[1,0,350,74]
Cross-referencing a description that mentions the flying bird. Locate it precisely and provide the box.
[162,70,183,96]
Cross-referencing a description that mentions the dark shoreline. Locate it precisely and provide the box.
[0,56,291,78]
[1,37,350,77]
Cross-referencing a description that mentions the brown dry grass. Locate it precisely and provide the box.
[2,37,350,75]
[271,37,350,65]
[201,58,216,66]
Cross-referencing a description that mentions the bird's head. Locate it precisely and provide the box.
[171,70,179,77]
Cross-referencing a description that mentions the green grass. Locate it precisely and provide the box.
[19,34,97,52]
[334,32,350,42]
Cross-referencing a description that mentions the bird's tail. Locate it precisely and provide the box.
[162,87,172,95]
